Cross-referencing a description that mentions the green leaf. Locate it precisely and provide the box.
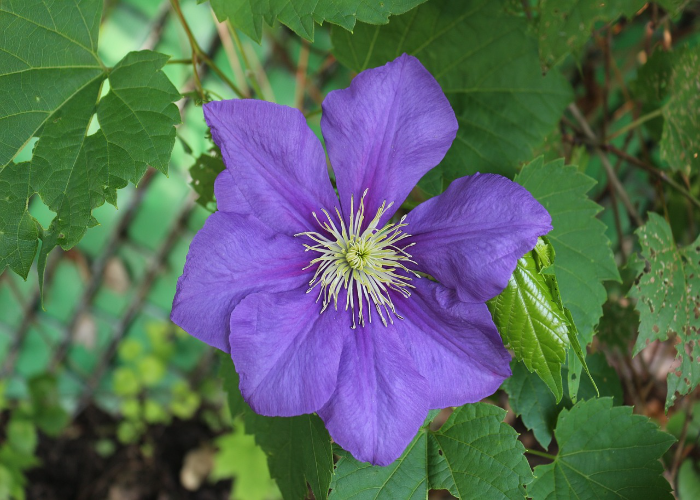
[218,352,334,500]
[218,351,248,419]
[529,398,675,499]
[660,46,700,174]
[330,404,532,500]
[431,404,533,499]
[0,0,104,166]
[209,0,427,43]
[6,418,37,457]
[97,51,181,180]
[0,1,180,281]
[631,48,673,104]
[211,424,280,500]
[488,237,570,401]
[330,0,572,189]
[0,161,40,278]
[515,157,620,399]
[27,374,69,436]
[538,0,645,69]
[330,431,429,499]
[503,361,564,449]
[29,80,106,250]
[678,461,700,500]
[245,412,333,500]
[190,152,225,210]
[629,213,700,410]
[504,353,623,449]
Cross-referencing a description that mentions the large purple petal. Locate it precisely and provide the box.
[395,279,511,408]
[321,54,457,227]
[318,323,429,466]
[171,212,309,352]
[204,99,338,233]
[214,168,248,214]
[405,173,552,303]
[228,288,347,417]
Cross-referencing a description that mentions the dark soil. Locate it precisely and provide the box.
[26,406,232,500]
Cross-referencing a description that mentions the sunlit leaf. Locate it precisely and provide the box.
[516,158,620,400]
[489,237,570,401]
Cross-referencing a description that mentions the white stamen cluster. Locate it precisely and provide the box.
[296,190,419,328]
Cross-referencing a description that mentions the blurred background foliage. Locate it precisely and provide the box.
[1,0,700,498]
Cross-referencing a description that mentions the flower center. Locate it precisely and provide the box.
[296,189,419,328]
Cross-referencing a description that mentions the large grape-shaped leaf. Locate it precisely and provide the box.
[504,354,623,449]
[630,213,700,410]
[529,398,675,499]
[0,0,180,279]
[208,0,427,43]
[0,0,104,165]
[331,0,572,190]
[515,158,620,400]
[329,404,532,500]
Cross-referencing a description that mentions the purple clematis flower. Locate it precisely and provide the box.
[172,54,552,466]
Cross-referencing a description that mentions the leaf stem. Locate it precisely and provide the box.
[525,449,557,461]
[304,107,322,119]
[606,107,665,142]
[603,145,700,210]
[227,22,266,100]
[568,103,644,227]
[167,58,193,65]
[295,40,310,111]
[169,0,246,99]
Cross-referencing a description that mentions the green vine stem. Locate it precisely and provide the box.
[170,0,246,99]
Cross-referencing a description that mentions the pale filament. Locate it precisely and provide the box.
[295,189,419,328]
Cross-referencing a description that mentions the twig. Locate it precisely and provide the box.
[213,12,250,98]
[295,40,310,111]
[568,103,644,227]
[48,170,157,372]
[0,250,62,378]
[603,145,700,210]
[606,107,665,141]
[525,449,556,461]
[170,0,246,99]
[228,22,266,100]
[73,194,197,416]
[167,58,193,65]
[671,395,694,484]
